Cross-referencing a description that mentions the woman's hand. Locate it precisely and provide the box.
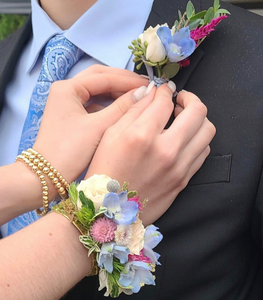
[86,85,216,225]
[33,65,149,197]
[0,66,148,224]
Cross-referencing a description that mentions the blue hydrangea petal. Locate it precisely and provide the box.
[157,26,172,44]
[119,266,135,287]
[172,26,191,44]
[177,38,196,57]
[98,243,114,273]
[113,245,129,264]
[136,268,155,286]
[119,261,155,293]
[103,193,120,218]
[115,201,138,225]
[132,260,152,270]
[118,191,128,204]
[103,255,114,273]
[143,246,161,265]
[144,225,163,249]
[158,26,195,63]
[131,272,141,293]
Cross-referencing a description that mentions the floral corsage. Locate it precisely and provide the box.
[129,0,230,86]
[52,174,163,298]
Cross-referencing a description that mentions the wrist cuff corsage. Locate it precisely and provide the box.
[52,174,163,298]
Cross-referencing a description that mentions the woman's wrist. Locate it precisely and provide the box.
[0,162,42,224]
[0,161,60,225]
[0,212,91,300]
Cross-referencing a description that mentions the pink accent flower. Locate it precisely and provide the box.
[190,16,227,42]
[178,58,190,68]
[91,217,117,243]
[128,196,143,211]
[128,250,152,264]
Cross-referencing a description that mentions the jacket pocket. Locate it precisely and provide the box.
[188,154,232,186]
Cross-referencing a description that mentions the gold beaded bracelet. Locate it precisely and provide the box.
[16,153,49,216]
[27,148,70,199]
[16,148,70,216]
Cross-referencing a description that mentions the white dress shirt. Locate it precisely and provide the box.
[0,0,153,236]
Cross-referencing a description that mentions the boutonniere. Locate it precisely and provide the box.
[129,0,230,89]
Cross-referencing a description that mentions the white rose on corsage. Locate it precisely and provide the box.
[139,24,168,62]
[77,174,112,211]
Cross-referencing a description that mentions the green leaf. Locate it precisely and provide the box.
[79,235,94,248]
[217,8,231,15]
[88,246,97,256]
[189,10,207,21]
[204,7,215,25]
[121,182,128,192]
[108,270,122,298]
[127,191,138,198]
[162,63,180,80]
[113,258,125,272]
[77,206,95,227]
[186,1,195,19]
[178,9,182,21]
[95,206,107,218]
[68,182,79,205]
[79,191,95,214]
[213,0,220,11]
[173,20,179,29]
[188,19,201,31]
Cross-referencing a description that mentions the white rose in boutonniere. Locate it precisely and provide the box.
[77,174,112,211]
[139,24,168,62]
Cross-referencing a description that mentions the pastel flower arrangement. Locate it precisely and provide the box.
[129,0,230,82]
[53,174,163,298]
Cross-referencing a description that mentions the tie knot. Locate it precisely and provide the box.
[39,34,84,82]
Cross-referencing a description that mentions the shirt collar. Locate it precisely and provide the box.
[27,0,153,73]
[27,0,63,73]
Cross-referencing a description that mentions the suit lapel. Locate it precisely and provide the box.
[0,17,32,117]
[134,0,204,91]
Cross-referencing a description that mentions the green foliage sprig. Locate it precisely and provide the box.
[175,0,230,32]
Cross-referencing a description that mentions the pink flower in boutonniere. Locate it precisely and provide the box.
[129,0,230,85]
[190,15,228,44]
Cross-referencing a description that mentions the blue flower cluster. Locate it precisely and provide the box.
[97,191,163,293]
[157,26,195,63]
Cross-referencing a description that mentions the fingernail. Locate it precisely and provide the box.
[140,74,150,79]
[182,89,188,92]
[144,81,155,95]
[132,86,147,102]
[167,81,176,93]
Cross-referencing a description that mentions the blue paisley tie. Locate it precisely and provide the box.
[7,35,84,235]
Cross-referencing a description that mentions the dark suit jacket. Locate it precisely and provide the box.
[1,0,263,299]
